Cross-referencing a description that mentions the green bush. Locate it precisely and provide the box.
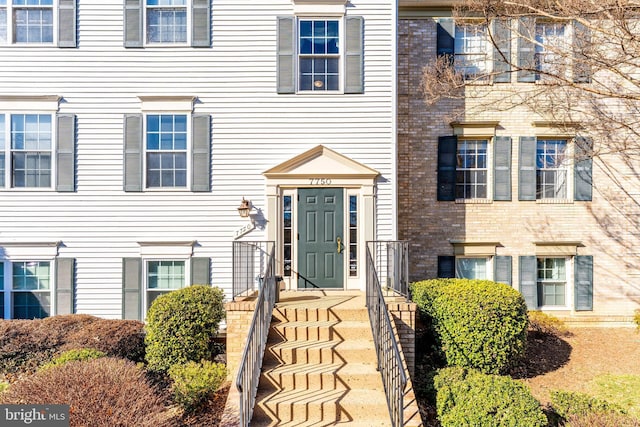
[551,390,627,419]
[168,360,227,411]
[145,285,225,372]
[434,367,547,427]
[410,279,528,374]
[40,348,106,370]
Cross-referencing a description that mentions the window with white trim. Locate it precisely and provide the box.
[537,257,566,307]
[456,139,488,199]
[348,194,358,277]
[298,19,340,92]
[146,0,187,44]
[145,114,188,188]
[454,24,488,79]
[536,139,568,199]
[0,261,52,319]
[0,0,54,44]
[0,113,53,188]
[145,260,185,310]
[455,257,489,280]
[535,22,567,79]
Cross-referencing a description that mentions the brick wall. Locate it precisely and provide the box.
[398,17,640,318]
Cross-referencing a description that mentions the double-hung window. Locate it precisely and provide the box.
[298,19,340,92]
[145,114,188,188]
[535,22,567,79]
[0,112,69,190]
[454,24,488,79]
[146,260,185,310]
[123,107,210,193]
[0,0,54,44]
[536,139,568,200]
[537,257,566,307]
[276,15,364,94]
[456,139,488,199]
[124,0,210,48]
[0,261,52,319]
[146,0,187,44]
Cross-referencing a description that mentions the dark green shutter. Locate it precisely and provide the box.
[519,256,538,309]
[437,256,455,278]
[191,114,211,192]
[575,255,593,311]
[345,16,364,94]
[492,19,511,83]
[191,257,211,285]
[58,0,76,48]
[56,114,76,192]
[493,136,512,201]
[124,0,143,48]
[573,20,592,83]
[437,135,457,201]
[494,256,512,285]
[436,18,455,63]
[122,258,142,320]
[517,18,536,82]
[574,136,593,201]
[518,136,537,200]
[277,17,296,94]
[55,258,75,315]
[192,0,211,47]
[124,114,143,192]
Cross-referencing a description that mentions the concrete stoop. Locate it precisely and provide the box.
[250,305,392,426]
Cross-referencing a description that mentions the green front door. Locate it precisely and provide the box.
[298,188,344,289]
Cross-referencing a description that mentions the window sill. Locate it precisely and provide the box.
[455,198,492,204]
[536,199,573,204]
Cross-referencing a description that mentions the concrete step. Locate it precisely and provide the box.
[273,306,370,323]
[260,361,381,391]
[264,338,376,365]
[269,320,373,342]
[251,387,390,426]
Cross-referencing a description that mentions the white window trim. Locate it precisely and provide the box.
[535,137,573,203]
[537,256,573,310]
[141,112,191,191]
[281,190,295,281]
[535,21,572,82]
[1,0,57,46]
[455,137,492,202]
[142,258,190,314]
[1,258,55,320]
[454,22,491,81]
[346,190,359,279]
[143,0,190,47]
[296,17,344,94]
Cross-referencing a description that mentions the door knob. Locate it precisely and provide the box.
[337,237,343,254]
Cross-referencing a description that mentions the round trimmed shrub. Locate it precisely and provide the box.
[411,279,528,374]
[434,367,547,427]
[145,285,225,372]
[168,360,227,411]
[40,348,106,370]
[0,358,167,427]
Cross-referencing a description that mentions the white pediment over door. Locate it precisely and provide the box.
[263,145,380,180]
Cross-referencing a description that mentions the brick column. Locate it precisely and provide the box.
[387,302,417,379]
[224,299,257,382]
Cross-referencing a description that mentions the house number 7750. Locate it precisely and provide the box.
[309,178,332,185]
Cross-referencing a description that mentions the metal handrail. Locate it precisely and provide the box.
[232,241,274,300]
[235,244,277,427]
[368,241,410,299]
[366,243,408,427]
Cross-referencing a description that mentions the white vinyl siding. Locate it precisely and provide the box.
[0,1,395,317]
